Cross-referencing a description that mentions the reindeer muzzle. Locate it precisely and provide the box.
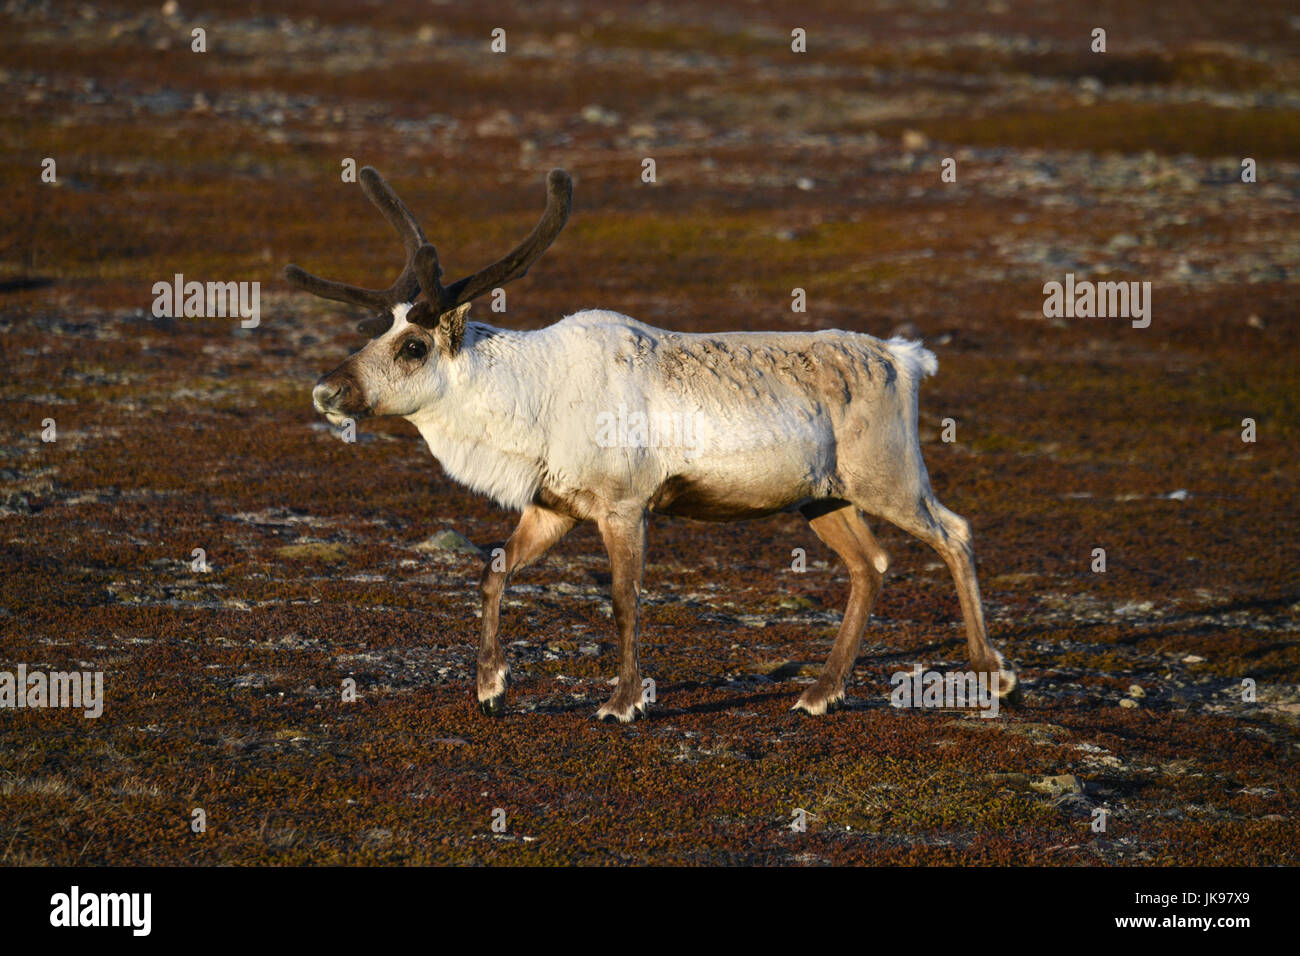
[312,373,368,420]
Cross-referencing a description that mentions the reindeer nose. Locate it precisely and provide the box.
[313,378,352,413]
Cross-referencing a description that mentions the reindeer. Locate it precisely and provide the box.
[284,167,1019,722]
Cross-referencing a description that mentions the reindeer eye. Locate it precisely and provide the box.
[401,338,428,360]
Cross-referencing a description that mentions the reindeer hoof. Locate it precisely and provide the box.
[476,666,510,716]
[998,670,1022,706]
[595,700,645,723]
[791,692,845,716]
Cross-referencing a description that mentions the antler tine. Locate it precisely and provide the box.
[282,166,428,313]
[439,169,573,311]
[358,166,428,258]
[281,264,399,312]
[413,244,453,316]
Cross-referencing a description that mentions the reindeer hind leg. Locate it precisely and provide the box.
[792,502,889,716]
[872,491,1019,703]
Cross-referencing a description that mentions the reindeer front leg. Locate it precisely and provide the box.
[477,505,575,715]
[595,507,647,722]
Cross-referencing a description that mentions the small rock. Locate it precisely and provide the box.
[415,529,482,555]
[1119,698,1139,709]
[1,493,32,515]
[901,129,929,151]
[580,104,620,126]
[1183,654,1206,664]
[1030,774,1085,797]
[1128,684,1146,698]
[1053,791,1095,817]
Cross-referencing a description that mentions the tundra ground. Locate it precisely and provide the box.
[0,0,1297,864]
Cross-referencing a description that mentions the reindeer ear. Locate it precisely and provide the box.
[435,302,472,355]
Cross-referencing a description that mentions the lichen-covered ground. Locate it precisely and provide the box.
[1,1,1297,865]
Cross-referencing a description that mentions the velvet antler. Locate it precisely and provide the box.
[283,168,573,338]
[283,167,427,318]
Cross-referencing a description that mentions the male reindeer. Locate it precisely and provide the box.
[284,166,1019,722]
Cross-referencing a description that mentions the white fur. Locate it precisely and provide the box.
[341,309,938,517]
[885,336,938,379]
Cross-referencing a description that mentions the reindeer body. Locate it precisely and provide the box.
[407,308,936,524]
[285,166,1018,723]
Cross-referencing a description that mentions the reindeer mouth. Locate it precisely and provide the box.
[320,409,357,427]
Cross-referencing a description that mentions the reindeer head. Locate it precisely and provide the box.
[283,167,572,424]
